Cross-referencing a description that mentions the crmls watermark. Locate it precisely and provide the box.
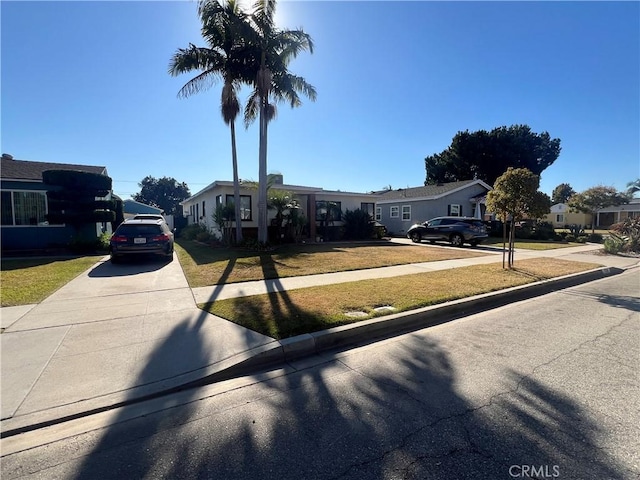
[509,465,561,478]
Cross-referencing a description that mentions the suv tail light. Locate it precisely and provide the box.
[152,234,171,242]
[111,235,128,243]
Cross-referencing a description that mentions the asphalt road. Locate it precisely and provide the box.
[2,270,638,480]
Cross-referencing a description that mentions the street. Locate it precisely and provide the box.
[2,269,638,480]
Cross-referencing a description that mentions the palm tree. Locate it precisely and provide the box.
[627,178,640,197]
[244,0,316,243]
[168,0,252,243]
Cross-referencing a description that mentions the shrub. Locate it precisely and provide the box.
[180,223,209,241]
[604,235,626,254]
[98,232,111,250]
[196,231,212,243]
[587,233,603,243]
[343,209,375,240]
[564,234,576,242]
[576,235,588,243]
[609,217,640,253]
[533,221,556,241]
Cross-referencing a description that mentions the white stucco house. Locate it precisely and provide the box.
[180,174,381,241]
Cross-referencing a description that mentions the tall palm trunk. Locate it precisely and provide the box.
[258,98,268,243]
[230,120,243,243]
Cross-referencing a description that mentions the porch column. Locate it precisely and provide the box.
[308,194,317,241]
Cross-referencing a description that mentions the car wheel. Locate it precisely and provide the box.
[110,255,120,264]
[470,240,479,247]
[429,240,436,244]
[410,232,421,243]
[450,233,464,247]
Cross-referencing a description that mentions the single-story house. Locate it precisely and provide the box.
[1,153,111,251]
[375,180,493,235]
[543,203,592,229]
[180,174,381,241]
[596,198,640,227]
[122,199,174,230]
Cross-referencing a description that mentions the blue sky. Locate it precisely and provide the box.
[2,1,639,201]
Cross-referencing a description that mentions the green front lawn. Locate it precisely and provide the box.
[1,256,103,307]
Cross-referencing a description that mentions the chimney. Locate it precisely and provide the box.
[2,153,14,160]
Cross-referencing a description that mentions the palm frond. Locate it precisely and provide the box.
[244,90,260,128]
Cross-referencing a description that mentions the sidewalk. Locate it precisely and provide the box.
[1,243,638,437]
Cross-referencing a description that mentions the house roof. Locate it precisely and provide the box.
[182,179,380,204]
[377,180,492,203]
[1,155,107,182]
[123,199,164,214]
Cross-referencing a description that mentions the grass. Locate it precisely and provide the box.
[200,257,601,339]
[483,237,584,250]
[175,239,487,288]
[1,256,102,307]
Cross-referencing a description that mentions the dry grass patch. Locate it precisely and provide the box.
[1,256,102,307]
[483,237,582,250]
[201,257,600,339]
[176,240,486,287]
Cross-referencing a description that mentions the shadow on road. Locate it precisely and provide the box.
[53,331,628,479]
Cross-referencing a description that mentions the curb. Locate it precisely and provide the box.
[0,265,627,439]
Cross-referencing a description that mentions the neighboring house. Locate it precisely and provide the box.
[180,174,381,241]
[376,180,492,235]
[1,153,110,251]
[543,203,592,229]
[122,199,174,230]
[596,198,640,227]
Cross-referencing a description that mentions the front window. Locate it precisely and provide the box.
[361,202,375,219]
[226,194,252,220]
[390,206,399,218]
[449,204,461,217]
[402,205,411,221]
[375,207,381,222]
[1,190,53,226]
[556,214,564,223]
[316,201,342,222]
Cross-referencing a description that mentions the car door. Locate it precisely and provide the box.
[432,218,457,240]
[422,219,442,239]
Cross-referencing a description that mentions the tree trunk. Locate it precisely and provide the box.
[230,121,243,244]
[258,99,268,244]
[502,218,507,269]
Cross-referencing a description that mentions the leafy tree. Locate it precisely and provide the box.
[626,178,640,197]
[551,183,576,204]
[132,176,191,216]
[244,0,317,243]
[425,125,561,186]
[567,186,630,233]
[169,0,254,244]
[485,168,551,268]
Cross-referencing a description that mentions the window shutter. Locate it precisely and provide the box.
[447,204,451,215]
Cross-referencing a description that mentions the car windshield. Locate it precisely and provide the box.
[117,225,162,236]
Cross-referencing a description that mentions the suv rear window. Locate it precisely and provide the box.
[116,225,163,236]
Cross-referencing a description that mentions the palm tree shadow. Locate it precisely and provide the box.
[65,257,630,479]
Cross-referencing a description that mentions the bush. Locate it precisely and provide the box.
[180,223,209,241]
[604,236,626,254]
[98,232,111,250]
[564,234,576,242]
[576,235,588,243]
[196,231,212,242]
[587,233,603,243]
[533,221,557,241]
[343,209,375,240]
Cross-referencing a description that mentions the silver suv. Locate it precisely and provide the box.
[406,216,488,247]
